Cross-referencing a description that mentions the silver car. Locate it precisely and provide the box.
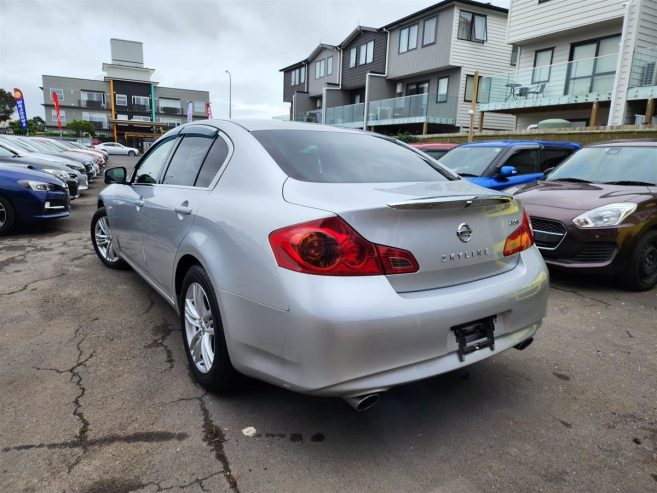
[92,120,548,410]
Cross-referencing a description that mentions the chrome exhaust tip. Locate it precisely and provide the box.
[343,393,380,411]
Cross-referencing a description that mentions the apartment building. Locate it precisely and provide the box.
[479,0,657,128]
[42,39,210,147]
[280,0,517,134]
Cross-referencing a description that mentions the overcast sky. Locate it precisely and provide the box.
[0,0,509,120]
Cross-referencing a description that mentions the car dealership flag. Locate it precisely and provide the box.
[51,91,62,129]
[206,102,213,119]
[13,88,28,129]
[187,101,193,123]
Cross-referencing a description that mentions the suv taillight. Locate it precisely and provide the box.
[503,211,534,256]
[269,217,419,276]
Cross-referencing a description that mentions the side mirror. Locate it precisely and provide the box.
[543,167,555,176]
[499,165,518,178]
[105,166,127,184]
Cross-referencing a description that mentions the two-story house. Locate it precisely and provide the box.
[279,0,517,134]
[479,0,657,128]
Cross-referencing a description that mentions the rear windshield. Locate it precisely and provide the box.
[438,146,504,176]
[252,130,453,183]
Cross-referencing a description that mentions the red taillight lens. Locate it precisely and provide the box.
[503,211,534,256]
[269,217,419,276]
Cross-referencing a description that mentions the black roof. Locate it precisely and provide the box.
[383,0,507,29]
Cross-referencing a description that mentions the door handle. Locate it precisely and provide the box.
[175,206,192,215]
[135,198,144,210]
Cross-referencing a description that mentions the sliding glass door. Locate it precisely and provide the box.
[566,35,620,96]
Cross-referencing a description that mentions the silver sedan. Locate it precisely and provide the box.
[91,120,548,410]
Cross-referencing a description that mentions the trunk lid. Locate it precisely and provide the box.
[283,178,523,292]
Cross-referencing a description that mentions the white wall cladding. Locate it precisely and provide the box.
[638,0,657,48]
[507,0,625,45]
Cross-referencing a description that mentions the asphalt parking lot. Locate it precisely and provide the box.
[1,155,656,493]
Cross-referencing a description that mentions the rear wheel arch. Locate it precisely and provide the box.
[175,254,203,300]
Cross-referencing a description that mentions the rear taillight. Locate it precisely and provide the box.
[269,217,419,276]
[503,211,534,256]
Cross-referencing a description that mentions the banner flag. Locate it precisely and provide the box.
[52,92,62,129]
[187,101,193,123]
[13,88,28,129]
[206,102,213,119]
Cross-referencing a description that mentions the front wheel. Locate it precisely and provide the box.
[180,265,238,391]
[622,230,657,291]
[128,150,136,157]
[0,194,15,236]
[90,207,129,270]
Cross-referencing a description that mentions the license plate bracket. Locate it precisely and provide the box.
[451,316,496,362]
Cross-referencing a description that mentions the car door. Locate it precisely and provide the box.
[140,125,230,297]
[110,137,178,269]
[490,146,542,190]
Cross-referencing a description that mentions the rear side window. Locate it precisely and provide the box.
[252,130,451,183]
[163,136,214,186]
[541,148,574,171]
[505,148,539,175]
[195,137,230,187]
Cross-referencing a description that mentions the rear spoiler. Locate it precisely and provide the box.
[387,195,512,210]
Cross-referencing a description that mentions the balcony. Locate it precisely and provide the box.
[479,53,618,112]
[367,93,457,126]
[159,106,182,115]
[628,47,657,100]
[79,99,106,109]
[325,102,365,128]
[86,121,108,130]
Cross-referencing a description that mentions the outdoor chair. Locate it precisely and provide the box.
[528,83,546,98]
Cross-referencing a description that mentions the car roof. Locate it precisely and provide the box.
[412,143,458,149]
[460,140,580,148]
[587,139,657,147]
[185,119,363,134]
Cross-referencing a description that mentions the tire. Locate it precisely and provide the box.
[622,230,657,291]
[0,194,15,236]
[180,265,238,392]
[90,207,130,270]
[128,151,136,157]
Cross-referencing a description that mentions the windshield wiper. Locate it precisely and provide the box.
[457,172,479,177]
[551,177,592,183]
[602,180,655,186]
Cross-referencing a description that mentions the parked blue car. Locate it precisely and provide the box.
[0,163,70,235]
[437,140,581,190]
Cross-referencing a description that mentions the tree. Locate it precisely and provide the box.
[66,120,96,137]
[8,119,37,135]
[31,116,46,131]
[0,89,16,122]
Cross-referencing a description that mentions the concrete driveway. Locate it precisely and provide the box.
[1,156,655,492]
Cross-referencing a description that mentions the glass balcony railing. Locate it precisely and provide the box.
[367,93,457,126]
[628,46,657,100]
[479,53,619,112]
[325,102,365,127]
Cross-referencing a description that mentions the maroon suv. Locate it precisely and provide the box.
[509,141,657,290]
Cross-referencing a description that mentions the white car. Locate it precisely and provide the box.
[94,142,140,156]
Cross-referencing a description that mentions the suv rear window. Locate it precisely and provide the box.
[252,130,452,183]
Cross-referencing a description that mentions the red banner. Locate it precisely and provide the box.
[52,92,62,129]
[206,102,213,119]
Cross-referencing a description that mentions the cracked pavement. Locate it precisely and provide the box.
[1,156,656,492]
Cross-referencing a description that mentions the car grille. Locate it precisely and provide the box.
[530,217,567,249]
[572,242,617,263]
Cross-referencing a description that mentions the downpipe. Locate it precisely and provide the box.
[343,393,381,411]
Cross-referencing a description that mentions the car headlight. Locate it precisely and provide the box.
[18,180,58,191]
[572,203,637,228]
[43,169,69,180]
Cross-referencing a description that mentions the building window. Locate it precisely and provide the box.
[315,59,325,79]
[406,81,429,96]
[117,114,128,120]
[437,77,449,103]
[399,24,418,53]
[193,101,205,113]
[423,17,437,46]
[81,91,105,108]
[51,109,66,123]
[566,35,620,96]
[291,66,305,86]
[458,10,487,42]
[300,66,305,84]
[532,48,553,84]
[510,45,519,66]
[82,112,107,128]
[159,98,181,113]
[160,117,182,127]
[349,47,357,68]
[132,95,150,108]
[49,88,64,102]
[327,56,333,76]
[115,94,127,106]
[291,69,298,86]
[464,75,490,103]
[131,115,151,122]
[358,41,374,65]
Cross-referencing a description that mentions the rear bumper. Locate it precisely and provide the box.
[219,246,549,397]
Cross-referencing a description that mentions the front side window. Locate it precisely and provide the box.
[423,17,437,46]
[115,94,127,106]
[349,47,357,68]
[439,146,504,176]
[458,10,487,42]
[532,48,553,84]
[134,138,176,184]
[163,135,214,186]
[504,148,540,175]
[399,24,418,53]
[253,130,452,184]
[437,77,449,103]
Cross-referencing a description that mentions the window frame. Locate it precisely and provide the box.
[131,95,150,107]
[464,74,490,103]
[422,16,437,47]
[510,45,519,66]
[399,23,419,54]
[50,88,64,102]
[436,77,449,103]
[457,10,487,43]
[115,94,127,106]
[315,59,326,79]
[532,47,554,84]
[327,56,333,76]
[349,47,357,68]
[51,109,66,123]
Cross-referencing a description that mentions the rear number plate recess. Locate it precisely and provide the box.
[451,316,496,362]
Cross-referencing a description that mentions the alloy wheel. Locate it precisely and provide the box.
[0,202,5,228]
[184,282,215,374]
[94,216,119,262]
